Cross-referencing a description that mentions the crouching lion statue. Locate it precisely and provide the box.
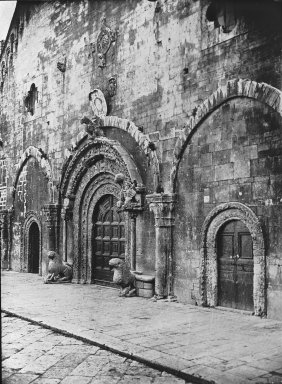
[109,258,136,297]
[44,251,73,284]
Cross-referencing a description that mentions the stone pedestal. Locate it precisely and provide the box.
[146,193,177,298]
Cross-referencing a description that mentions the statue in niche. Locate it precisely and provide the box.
[44,251,73,284]
[109,258,136,297]
[97,17,116,68]
[114,173,138,209]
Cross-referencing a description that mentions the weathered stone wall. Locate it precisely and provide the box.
[175,98,282,318]
[0,0,282,318]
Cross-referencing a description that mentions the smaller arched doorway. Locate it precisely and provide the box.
[28,222,40,274]
[217,220,253,311]
[92,194,125,285]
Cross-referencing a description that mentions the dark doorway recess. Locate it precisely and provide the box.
[28,222,40,274]
[217,220,253,311]
[92,194,125,285]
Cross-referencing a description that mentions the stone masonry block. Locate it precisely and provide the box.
[137,288,154,298]
[215,163,234,181]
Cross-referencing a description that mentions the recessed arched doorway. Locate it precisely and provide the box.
[217,220,254,311]
[92,194,125,285]
[28,222,40,274]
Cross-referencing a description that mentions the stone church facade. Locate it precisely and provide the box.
[1,0,282,319]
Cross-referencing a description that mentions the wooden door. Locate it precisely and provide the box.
[92,195,125,284]
[217,220,253,311]
[28,222,40,274]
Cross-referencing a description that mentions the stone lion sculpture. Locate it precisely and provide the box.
[109,258,136,297]
[44,251,73,284]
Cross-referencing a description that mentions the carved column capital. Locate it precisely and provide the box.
[146,193,177,227]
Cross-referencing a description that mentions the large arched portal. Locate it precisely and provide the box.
[92,194,125,284]
[28,222,40,274]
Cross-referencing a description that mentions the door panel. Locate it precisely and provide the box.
[92,195,125,284]
[28,222,39,274]
[217,220,253,311]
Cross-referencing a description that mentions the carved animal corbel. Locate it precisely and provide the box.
[81,116,103,138]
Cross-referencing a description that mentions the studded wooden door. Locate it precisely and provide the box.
[28,222,40,274]
[92,195,125,284]
[217,220,253,311]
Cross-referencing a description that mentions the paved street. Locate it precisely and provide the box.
[1,271,282,384]
[2,313,191,384]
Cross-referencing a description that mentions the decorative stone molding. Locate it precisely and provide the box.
[146,193,177,228]
[14,146,54,203]
[96,17,117,68]
[146,193,177,298]
[171,79,282,191]
[200,202,266,316]
[60,137,144,284]
[61,138,143,198]
[23,211,42,274]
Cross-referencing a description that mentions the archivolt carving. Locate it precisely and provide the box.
[171,79,282,191]
[200,202,266,316]
[61,138,142,198]
[69,117,160,190]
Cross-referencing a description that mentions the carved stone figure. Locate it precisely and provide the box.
[81,116,103,137]
[89,89,107,118]
[44,251,73,284]
[109,258,136,297]
[96,17,116,68]
[114,173,138,209]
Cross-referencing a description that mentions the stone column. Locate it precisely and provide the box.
[42,204,60,252]
[146,193,177,299]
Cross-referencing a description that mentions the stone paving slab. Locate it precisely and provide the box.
[2,313,190,384]
[2,271,282,384]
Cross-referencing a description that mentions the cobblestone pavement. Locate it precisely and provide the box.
[2,271,282,384]
[2,313,193,384]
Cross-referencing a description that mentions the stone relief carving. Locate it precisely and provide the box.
[89,89,107,118]
[109,258,136,297]
[44,251,73,284]
[80,116,104,138]
[114,173,146,211]
[97,17,117,68]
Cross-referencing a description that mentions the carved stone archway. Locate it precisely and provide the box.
[171,78,282,191]
[61,137,144,284]
[200,202,266,316]
[71,116,160,191]
[23,211,42,275]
